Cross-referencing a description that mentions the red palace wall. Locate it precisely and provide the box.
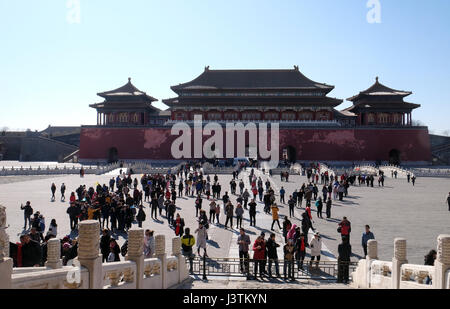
[79,126,432,163]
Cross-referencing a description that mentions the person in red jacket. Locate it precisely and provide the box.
[69,192,76,203]
[305,204,312,220]
[252,234,266,279]
[252,187,258,200]
[338,216,352,242]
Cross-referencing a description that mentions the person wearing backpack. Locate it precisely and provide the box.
[21,201,33,230]
[181,228,196,274]
[136,204,146,228]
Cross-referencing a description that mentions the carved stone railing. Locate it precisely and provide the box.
[2,221,191,290]
[379,165,412,179]
[351,235,450,289]
[166,256,178,272]
[11,266,89,289]
[318,163,335,178]
[370,261,393,289]
[142,258,162,289]
[353,164,378,175]
[143,258,161,277]
[400,265,434,289]
[372,261,392,277]
[0,163,120,176]
[12,267,48,274]
[165,256,180,288]
[409,167,450,178]
[202,163,239,175]
[102,261,137,289]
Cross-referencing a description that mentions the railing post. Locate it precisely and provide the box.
[172,236,187,283]
[202,254,207,281]
[392,238,407,289]
[155,235,167,288]
[0,205,13,289]
[434,234,450,289]
[365,240,378,288]
[126,228,144,289]
[76,220,102,289]
[45,238,62,269]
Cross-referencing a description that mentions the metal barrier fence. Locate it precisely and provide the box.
[188,256,358,281]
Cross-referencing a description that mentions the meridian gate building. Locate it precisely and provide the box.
[79,66,431,164]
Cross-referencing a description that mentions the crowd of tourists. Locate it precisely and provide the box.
[8,161,445,285]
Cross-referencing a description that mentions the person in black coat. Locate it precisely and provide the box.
[326,199,332,219]
[67,203,81,230]
[301,212,314,243]
[136,205,146,228]
[266,233,280,278]
[337,236,352,284]
[124,206,133,232]
[20,234,42,267]
[100,229,111,262]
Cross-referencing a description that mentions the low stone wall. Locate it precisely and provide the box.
[11,266,90,289]
[351,235,450,289]
[0,163,120,176]
[0,220,190,290]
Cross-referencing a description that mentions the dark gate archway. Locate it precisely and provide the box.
[389,149,401,165]
[108,147,119,163]
[283,146,297,163]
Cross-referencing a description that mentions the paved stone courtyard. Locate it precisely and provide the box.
[177,277,354,289]
[1,166,449,264]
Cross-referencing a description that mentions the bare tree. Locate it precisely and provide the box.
[411,120,426,127]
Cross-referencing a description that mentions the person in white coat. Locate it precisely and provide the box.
[195,222,208,257]
[309,232,322,268]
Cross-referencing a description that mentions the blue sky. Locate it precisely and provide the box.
[1,0,449,134]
